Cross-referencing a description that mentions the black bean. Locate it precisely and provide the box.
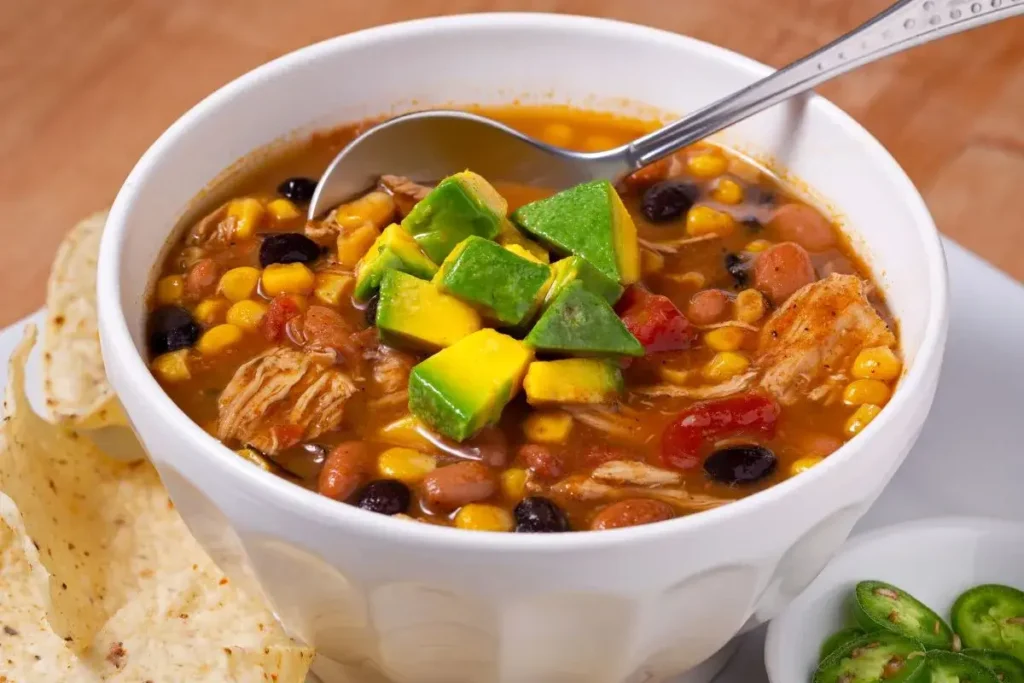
[277,177,318,204]
[514,496,570,533]
[641,180,700,223]
[704,445,777,485]
[357,480,410,516]
[741,217,763,232]
[364,296,379,326]
[259,233,321,267]
[724,253,749,287]
[749,187,776,205]
[147,306,201,356]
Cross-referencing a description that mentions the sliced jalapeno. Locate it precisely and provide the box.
[821,626,868,663]
[925,650,1001,683]
[962,649,1024,683]
[813,632,928,683]
[854,580,954,649]
[952,585,1024,662]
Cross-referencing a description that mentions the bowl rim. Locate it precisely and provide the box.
[762,515,1024,682]
[97,12,950,551]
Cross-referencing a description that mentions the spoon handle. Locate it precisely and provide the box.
[626,0,1023,170]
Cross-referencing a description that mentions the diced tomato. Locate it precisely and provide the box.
[660,394,780,471]
[618,286,697,354]
[260,296,302,342]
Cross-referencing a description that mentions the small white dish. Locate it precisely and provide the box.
[764,517,1024,683]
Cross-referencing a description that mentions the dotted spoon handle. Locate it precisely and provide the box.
[626,0,1024,170]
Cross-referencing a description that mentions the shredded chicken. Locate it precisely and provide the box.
[698,320,760,332]
[637,233,719,254]
[379,175,431,217]
[186,202,234,245]
[633,372,757,400]
[304,220,340,247]
[591,461,681,487]
[370,345,416,395]
[757,274,896,406]
[218,347,358,454]
[550,476,728,512]
[565,405,645,442]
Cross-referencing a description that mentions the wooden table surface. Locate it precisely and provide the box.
[2,0,1022,326]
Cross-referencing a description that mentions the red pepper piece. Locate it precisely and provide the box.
[618,286,697,354]
[660,394,780,470]
[260,295,302,342]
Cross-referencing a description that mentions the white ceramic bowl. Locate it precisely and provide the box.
[96,14,949,683]
[765,517,1024,683]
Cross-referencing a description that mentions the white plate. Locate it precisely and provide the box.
[763,517,1024,683]
[1,237,1021,683]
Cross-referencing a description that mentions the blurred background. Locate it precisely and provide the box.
[2,0,1021,326]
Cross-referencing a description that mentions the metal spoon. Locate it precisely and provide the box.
[310,0,1022,218]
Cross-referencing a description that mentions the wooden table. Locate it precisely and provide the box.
[2,0,1021,326]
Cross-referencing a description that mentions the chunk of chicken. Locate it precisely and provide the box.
[757,274,896,405]
[218,346,358,454]
[186,202,234,245]
[369,344,416,395]
[379,175,431,217]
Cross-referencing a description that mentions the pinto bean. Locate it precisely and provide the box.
[317,442,371,501]
[421,461,496,510]
[303,306,353,353]
[517,444,564,479]
[590,498,675,530]
[769,204,836,252]
[687,289,732,325]
[753,242,816,305]
[184,258,219,300]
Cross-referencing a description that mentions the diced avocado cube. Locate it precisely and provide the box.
[523,359,624,405]
[436,236,553,326]
[353,224,437,301]
[497,219,549,263]
[525,281,643,357]
[544,255,623,309]
[511,179,640,284]
[408,329,534,441]
[376,270,482,351]
[401,171,506,263]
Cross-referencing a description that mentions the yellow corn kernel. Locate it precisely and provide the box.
[377,447,437,484]
[540,122,574,148]
[151,349,191,383]
[845,404,882,437]
[687,152,729,179]
[657,366,690,385]
[266,198,301,222]
[703,351,750,381]
[218,266,261,302]
[852,346,902,381]
[236,448,272,471]
[744,239,773,253]
[711,178,744,205]
[667,271,707,289]
[334,191,395,230]
[376,415,435,451]
[261,262,314,297]
[501,468,528,501]
[581,134,617,152]
[155,275,184,305]
[790,456,823,476]
[842,379,891,406]
[227,198,265,239]
[704,327,746,352]
[225,300,268,331]
[196,323,243,356]
[313,272,355,306]
[686,205,735,237]
[193,298,229,326]
[734,289,766,324]
[640,249,665,276]
[454,504,513,532]
[336,223,380,269]
[523,411,574,445]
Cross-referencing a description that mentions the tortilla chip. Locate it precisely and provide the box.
[43,211,128,429]
[0,327,314,680]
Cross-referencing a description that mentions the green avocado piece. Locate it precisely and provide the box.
[376,270,482,351]
[524,281,643,357]
[544,255,623,309]
[497,218,549,263]
[523,358,624,405]
[436,236,553,326]
[408,329,534,441]
[401,171,506,263]
[511,179,640,285]
[353,224,437,301]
